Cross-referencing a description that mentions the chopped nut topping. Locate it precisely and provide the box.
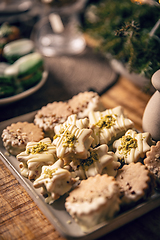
[62,131,77,148]
[96,114,117,129]
[54,127,77,148]
[43,168,58,178]
[118,135,137,156]
[80,150,98,169]
[26,142,48,154]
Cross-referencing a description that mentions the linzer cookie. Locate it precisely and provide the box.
[116,162,156,206]
[113,129,153,164]
[65,174,121,232]
[70,144,120,180]
[144,141,160,185]
[89,106,134,147]
[1,122,44,156]
[33,159,77,204]
[34,101,73,138]
[17,138,57,180]
[68,91,105,119]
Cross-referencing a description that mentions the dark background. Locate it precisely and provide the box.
[0,0,118,122]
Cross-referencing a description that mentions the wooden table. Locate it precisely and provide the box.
[1,75,160,240]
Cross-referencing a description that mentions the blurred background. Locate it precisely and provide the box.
[0,0,159,122]
[0,0,119,121]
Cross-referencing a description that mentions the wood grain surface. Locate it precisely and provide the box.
[1,76,160,240]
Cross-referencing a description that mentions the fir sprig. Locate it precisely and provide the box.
[82,0,160,81]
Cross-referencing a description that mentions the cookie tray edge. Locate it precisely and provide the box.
[0,111,160,240]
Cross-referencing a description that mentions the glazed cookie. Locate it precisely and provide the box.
[34,101,73,138]
[54,114,90,135]
[144,141,160,185]
[116,162,155,206]
[89,106,134,147]
[113,129,153,164]
[17,138,57,180]
[2,122,44,156]
[68,91,105,119]
[33,159,77,204]
[65,174,121,232]
[53,124,93,163]
[70,144,120,180]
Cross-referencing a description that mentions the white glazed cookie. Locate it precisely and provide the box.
[17,138,57,180]
[54,114,90,135]
[68,91,105,119]
[113,129,153,164]
[53,124,93,163]
[65,174,121,232]
[70,144,120,179]
[1,122,44,156]
[116,162,156,206]
[89,106,134,147]
[34,101,73,138]
[33,159,77,204]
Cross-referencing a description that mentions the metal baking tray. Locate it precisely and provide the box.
[1,111,160,240]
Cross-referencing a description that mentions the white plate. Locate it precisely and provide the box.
[0,71,48,106]
[0,112,160,240]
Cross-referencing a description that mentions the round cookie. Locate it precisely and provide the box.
[1,122,44,156]
[144,141,160,185]
[68,91,105,119]
[34,101,73,138]
[65,174,121,232]
[116,162,156,207]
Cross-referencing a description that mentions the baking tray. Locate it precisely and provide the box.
[1,111,160,240]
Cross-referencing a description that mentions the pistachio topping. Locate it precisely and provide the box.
[26,142,48,154]
[44,168,58,178]
[96,114,117,129]
[61,130,77,148]
[81,150,98,169]
[118,135,137,156]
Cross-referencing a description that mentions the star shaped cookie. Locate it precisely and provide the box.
[54,114,90,135]
[89,106,134,147]
[17,138,57,180]
[33,159,77,204]
[113,129,153,164]
[53,124,93,163]
[70,144,120,179]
